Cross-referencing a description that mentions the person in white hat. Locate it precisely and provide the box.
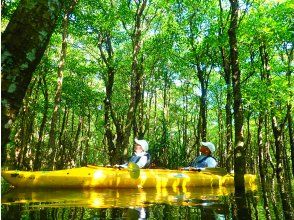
[116,138,150,168]
[183,141,217,170]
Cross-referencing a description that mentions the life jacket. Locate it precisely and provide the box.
[129,152,151,168]
[189,155,217,168]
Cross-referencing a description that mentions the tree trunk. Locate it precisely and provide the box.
[196,64,208,142]
[258,115,265,181]
[134,72,146,139]
[245,111,253,172]
[182,83,189,152]
[271,116,284,183]
[285,47,294,176]
[160,71,170,167]
[99,1,148,164]
[1,0,66,165]
[121,0,147,156]
[188,18,210,143]
[228,0,246,193]
[83,108,91,165]
[69,115,83,167]
[257,115,272,220]
[287,104,294,177]
[34,74,49,170]
[216,92,225,167]
[56,106,69,169]
[272,116,294,219]
[58,106,68,148]
[48,3,76,169]
[14,77,38,170]
[98,30,117,164]
[218,0,233,172]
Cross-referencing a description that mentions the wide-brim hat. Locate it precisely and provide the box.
[135,139,148,152]
[201,141,215,153]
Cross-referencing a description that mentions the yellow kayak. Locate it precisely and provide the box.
[1,166,256,189]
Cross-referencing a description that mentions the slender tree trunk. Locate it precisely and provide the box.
[59,106,68,147]
[196,64,208,141]
[15,78,38,170]
[219,0,233,172]
[245,111,253,172]
[157,71,171,167]
[188,18,210,143]
[259,42,275,176]
[287,104,294,177]
[34,74,49,170]
[257,115,272,220]
[56,106,69,169]
[48,7,71,169]
[121,0,147,156]
[83,108,91,165]
[98,31,117,164]
[285,47,294,176]
[282,137,291,184]
[99,1,148,164]
[74,116,83,154]
[224,76,233,172]
[67,115,83,167]
[1,0,66,165]
[182,84,189,151]
[264,114,275,174]
[217,112,224,167]
[146,90,152,137]
[228,0,246,193]
[258,115,265,181]
[271,116,284,183]
[154,89,158,134]
[265,40,293,217]
[135,72,146,139]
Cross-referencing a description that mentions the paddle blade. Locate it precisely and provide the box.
[202,168,227,176]
[128,162,140,179]
[186,167,228,176]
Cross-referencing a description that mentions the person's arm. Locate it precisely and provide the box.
[136,156,148,168]
[205,157,217,168]
[114,163,128,168]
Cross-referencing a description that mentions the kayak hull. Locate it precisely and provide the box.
[1,167,256,189]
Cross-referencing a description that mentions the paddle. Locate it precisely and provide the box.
[127,162,140,179]
[87,162,140,179]
[181,167,228,176]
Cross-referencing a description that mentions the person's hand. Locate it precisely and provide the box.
[179,167,189,171]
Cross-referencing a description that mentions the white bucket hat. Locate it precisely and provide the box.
[135,138,148,152]
[201,141,215,153]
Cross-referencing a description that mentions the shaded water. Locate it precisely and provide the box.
[1,183,293,219]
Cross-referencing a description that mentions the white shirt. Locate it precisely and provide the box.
[183,155,217,170]
[205,157,217,168]
[120,152,148,168]
[135,152,148,168]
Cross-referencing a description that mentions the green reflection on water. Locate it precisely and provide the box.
[2,186,239,208]
[1,186,259,219]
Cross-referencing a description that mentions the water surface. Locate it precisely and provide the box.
[1,183,291,219]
